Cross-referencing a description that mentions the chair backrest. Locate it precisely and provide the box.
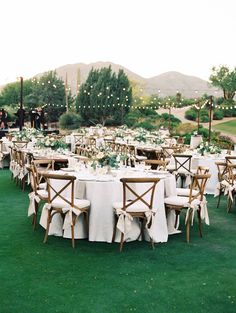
[155,150,165,161]
[215,161,228,182]
[27,165,39,192]
[225,156,236,165]
[32,159,55,184]
[16,149,27,168]
[12,141,28,149]
[188,174,211,202]
[196,166,210,175]
[42,173,76,207]
[173,154,192,173]
[104,139,116,150]
[120,177,160,212]
[73,134,84,145]
[162,146,182,158]
[144,159,169,170]
[226,164,236,186]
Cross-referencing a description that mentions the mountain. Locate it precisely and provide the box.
[1,61,219,98]
[51,61,219,98]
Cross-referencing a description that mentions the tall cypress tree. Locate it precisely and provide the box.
[76,66,132,125]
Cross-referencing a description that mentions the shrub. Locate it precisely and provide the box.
[200,115,209,123]
[185,109,197,121]
[213,110,224,120]
[198,127,209,138]
[134,120,156,131]
[59,112,82,130]
[124,110,142,128]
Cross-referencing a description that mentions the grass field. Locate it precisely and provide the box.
[1,169,236,313]
[213,119,236,135]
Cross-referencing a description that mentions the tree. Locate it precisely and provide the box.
[26,71,74,122]
[76,66,132,125]
[0,79,34,107]
[210,65,236,100]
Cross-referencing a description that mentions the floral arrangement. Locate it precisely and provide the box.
[11,128,43,141]
[92,147,126,169]
[36,136,68,150]
[134,128,148,143]
[197,141,221,155]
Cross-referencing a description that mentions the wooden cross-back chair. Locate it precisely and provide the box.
[0,140,10,169]
[27,165,49,230]
[16,149,28,190]
[112,177,160,252]
[215,161,228,208]
[165,173,211,243]
[225,164,236,212]
[176,166,209,197]
[42,173,90,248]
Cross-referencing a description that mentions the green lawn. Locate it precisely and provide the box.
[1,169,236,313]
[213,119,236,135]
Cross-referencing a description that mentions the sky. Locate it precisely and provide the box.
[0,0,235,85]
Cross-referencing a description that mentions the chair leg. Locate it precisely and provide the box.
[186,209,193,243]
[21,177,25,191]
[82,212,89,238]
[197,210,203,238]
[174,211,180,228]
[44,211,51,244]
[112,215,118,242]
[120,233,125,252]
[32,201,39,230]
[71,224,75,248]
[216,191,222,208]
[227,197,232,213]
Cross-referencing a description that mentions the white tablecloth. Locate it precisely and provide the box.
[190,136,203,149]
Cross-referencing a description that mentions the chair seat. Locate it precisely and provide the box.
[38,182,47,189]
[135,155,147,161]
[113,201,150,213]
[164,195,200,207]
[37,189,49,200]
[164,195,189,206]
[51,198,90,210]
[176,188,199,197]
[176,169,193,175]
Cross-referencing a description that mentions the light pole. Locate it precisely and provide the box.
[208,95,214,143]
[194,100,206,134]
[19,76,24,131]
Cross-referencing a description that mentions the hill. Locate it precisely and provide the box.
[1,61,220,98]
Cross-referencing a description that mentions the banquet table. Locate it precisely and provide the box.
[39,167,178,243]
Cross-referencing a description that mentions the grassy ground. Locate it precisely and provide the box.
[213,119,236,135]
[1,169,236,313]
